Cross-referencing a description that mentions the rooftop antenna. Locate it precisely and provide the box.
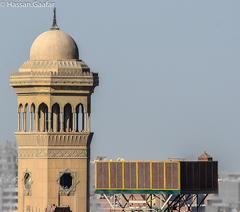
[51,7,59,30]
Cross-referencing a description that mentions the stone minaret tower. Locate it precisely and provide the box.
[10,10,98,212]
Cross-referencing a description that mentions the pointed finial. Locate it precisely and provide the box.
[51,7,59,30]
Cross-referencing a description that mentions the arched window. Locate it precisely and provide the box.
[52,103,60,132]
[38,103,48,132]
[76,104,84,132]
[18,104,23,131]
[64,104,72,132]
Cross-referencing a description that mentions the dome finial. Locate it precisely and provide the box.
[51,7,59,30]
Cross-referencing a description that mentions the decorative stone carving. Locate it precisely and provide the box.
[23,170,33,196]
[16,133,93,147]
[57,169,79,196]
[18,148,87,159]
[48,149,87,158]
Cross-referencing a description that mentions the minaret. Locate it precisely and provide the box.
[10,9,98,212]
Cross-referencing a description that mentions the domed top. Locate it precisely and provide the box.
[30,29,79,61]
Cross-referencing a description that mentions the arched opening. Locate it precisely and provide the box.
[25,104,29,132]
[52,103,60,132]
[30,104,35,131]
[76,104,84,132]
[64,104,72,132]
[18,104,23,131]
[38,103,48,132]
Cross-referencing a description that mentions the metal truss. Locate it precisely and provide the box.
[94,193,208,211]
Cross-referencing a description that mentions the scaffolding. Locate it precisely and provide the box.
[92,193,208,211]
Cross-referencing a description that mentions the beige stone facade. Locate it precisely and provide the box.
[10,14,98,212]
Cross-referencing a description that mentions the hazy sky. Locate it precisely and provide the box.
[0,0,240,172]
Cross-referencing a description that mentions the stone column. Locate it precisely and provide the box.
[72,112,76,132]
[35,112,38,132]
[29,112,32,132]
[87,113,90,132]
[17,112,20,131]
[23,112,26,132]
[84,113,90,132]
[76,112,79,132]
[52,112,57,132]
[48,112,52,132]
[83,112,87,132]
[43,112,46,132]
[60,112,64,132]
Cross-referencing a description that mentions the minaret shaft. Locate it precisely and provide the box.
[10,22,99,212]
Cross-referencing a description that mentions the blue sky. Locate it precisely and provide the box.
[0,0,240,172]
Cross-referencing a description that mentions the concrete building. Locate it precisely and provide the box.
[206,174,240,212]
[9,8,98,212]
[0,184,18,212]
[0,141,18,212]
